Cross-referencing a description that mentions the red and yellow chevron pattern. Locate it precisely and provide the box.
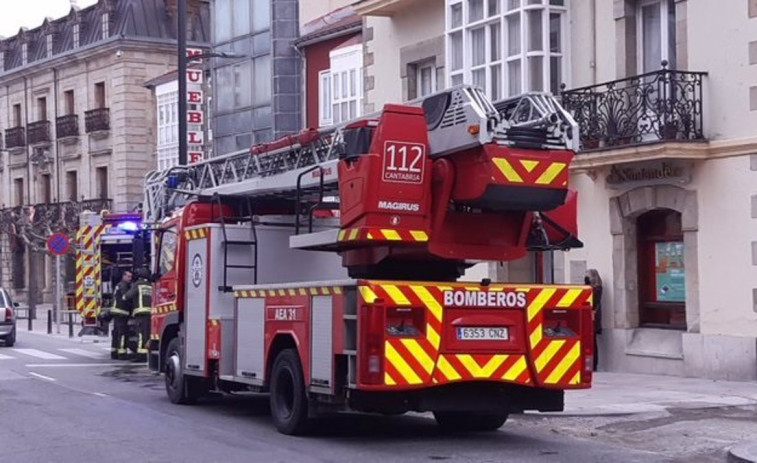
[151,302,178,315]
[491,157,569,188]
[338,228,429,243]
[359,282,591,389]
[234,286,343,299]
[185,228,208,241]
[75,224,109,320]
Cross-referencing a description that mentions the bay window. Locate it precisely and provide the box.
[446,0,568,101]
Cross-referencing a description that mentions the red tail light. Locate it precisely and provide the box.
[4,307,11,322]
[360,303,385,385]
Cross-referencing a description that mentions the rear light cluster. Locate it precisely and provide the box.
[4,307,12,322]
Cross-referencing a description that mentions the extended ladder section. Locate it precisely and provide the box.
[143,86,578,226]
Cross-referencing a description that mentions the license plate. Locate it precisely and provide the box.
[457,327,509,341]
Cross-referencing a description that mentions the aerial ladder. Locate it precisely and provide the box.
[142,86,591,435]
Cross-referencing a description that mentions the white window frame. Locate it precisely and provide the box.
[329,44,363,125]
[102,13,110,39]
[636,0,675,73]
[46,35,53,58]
[21,43,28,65]
[416,62,437,98]
[156,81,179,169]
[73,24,80,48]
[318,70,332,127]
[445,0,569,100]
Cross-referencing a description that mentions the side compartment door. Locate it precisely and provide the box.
[184,229,208,374]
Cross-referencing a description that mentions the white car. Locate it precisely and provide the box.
[0,288,17,347]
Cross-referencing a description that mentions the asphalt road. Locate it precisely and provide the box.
[0,331,671,463]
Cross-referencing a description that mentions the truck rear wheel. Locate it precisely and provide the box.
[270,348,310,435]
[433,411,509,433]
[164,337,205,405]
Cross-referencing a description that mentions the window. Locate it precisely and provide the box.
[73,24,80,48]
[14,178,24,206]
[101,13,109,39]
[637,0,676,73]
[41,174,52,204]
[417,62,437,98]
[95,82,106,108]
[215,0,271,44]
[21,43,28,65]
[318,70,332,126]
[156,89,179,168]
[446,0,568,100]
[64,90,75,115]
[637,209,686,329]
[13,104,22,127]
[37,97,47,121]
[328,44,363,125]
[95,167,108,199]
[66,171,78,201]
[158,229,178,276]
[46,35,53,57]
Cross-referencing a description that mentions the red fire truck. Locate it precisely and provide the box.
[143,86,593,435]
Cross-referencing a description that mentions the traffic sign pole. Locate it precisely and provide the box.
[46,233,71,336]
[56,255,61,335]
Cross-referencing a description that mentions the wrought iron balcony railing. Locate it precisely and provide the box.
[4,126,26,149]
[560,62,707,151]
[56,114,80,138]
[27,120,51,145]
[85,108,110,133]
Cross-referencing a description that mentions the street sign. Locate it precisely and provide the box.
[47,233,70,256]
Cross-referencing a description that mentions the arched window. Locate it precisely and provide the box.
[636,209,686,329]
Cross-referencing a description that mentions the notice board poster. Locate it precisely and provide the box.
[655,241,685,302]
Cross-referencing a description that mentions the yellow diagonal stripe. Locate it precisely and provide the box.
[367,232,374,240]
[383,285,410,306]
[545,342,581,384]
[529,323,543,348]
[457,354,506,378]
[492,157,523,183]
[410,230,429,241]
[338,230,347,241]
[348,228,359,240]
[384,372,397,386]
[359,286,378,303]
[409,286,442,322]
[401,339,434,374]
[381,229,402,241]
[520,160,539,172]
[436,355,461,381]
[288,289,296,296]
[535,162,566,185]
[334,287,343,294]
[528,288,556,322]
[426,324,441,349]
[569,370,581,385]
[557,289,583,308]
[535,340,566,373]
[385,342,422,384]
[502,356,527,381]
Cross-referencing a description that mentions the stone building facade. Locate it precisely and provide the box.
[0,0,210,302]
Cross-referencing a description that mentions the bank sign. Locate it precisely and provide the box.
[606,161,692,189]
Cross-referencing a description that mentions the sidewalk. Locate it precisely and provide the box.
[16,303,110,343]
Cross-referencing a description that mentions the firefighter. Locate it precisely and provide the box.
[124,268,152,363]
[585,269,603,371]
[110,269,134,360]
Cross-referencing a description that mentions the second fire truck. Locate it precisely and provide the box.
[143,85,593,435]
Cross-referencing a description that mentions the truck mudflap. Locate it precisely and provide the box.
[358,281,593,391]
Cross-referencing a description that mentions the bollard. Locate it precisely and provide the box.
[47,309,52,334]
[68,312,74,338]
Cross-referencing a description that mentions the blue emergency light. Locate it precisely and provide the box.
[117,221,140,232]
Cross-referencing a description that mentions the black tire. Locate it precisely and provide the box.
[164,337,205,404]
[3,328,15,347]
[269,348,310,435]
[433,411,509,433]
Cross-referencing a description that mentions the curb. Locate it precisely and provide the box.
[728,442,757,463]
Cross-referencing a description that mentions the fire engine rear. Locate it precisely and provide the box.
[144,86,593,435]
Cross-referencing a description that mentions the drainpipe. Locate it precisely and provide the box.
[591,0,597,85]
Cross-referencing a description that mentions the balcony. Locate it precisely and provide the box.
[56,114,80,140]
[0,198,113,242]
[27,120,52,145]
[560,64,707,155]
[85,108,110,133]
[4,126,26,150]
[353,0,412,16]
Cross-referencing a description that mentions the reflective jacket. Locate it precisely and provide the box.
[110,281,133,317]
[126,279,152,317]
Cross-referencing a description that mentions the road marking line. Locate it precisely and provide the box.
[12,348,67,360]
[0,353,15,360]
[59,348,106,359]
[29,372,56,382]
[24,363,127,368]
